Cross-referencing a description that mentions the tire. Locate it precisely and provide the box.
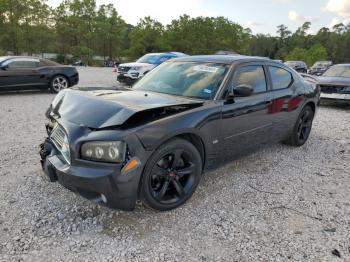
[50,75,69,93]
[141,138,202,211]
[284,105,314,147]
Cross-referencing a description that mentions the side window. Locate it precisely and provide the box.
[269,66,293,90]
[233,65,267,94]
[5,59,38,69]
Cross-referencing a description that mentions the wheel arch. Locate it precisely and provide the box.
[304,101,316,114]
[144,130,207,169]
[175,133,206,169]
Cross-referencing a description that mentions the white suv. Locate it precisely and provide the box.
[117,52,186,85]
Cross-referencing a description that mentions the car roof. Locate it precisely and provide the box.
[171,55,271,64]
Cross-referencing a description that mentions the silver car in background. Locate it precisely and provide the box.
[318,64,350,104]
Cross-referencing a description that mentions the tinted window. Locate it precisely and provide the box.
[233,65,267,93]
[5,59,38,68]
[269,66,293,90]
[39,59,60,67]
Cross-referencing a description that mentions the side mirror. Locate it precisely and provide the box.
[234,84,254,97]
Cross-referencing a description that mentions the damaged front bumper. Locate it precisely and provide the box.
[39,123,148,211]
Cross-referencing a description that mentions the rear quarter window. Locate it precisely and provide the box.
[269,66,293,90]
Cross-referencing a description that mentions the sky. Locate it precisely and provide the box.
[46,0,350,35]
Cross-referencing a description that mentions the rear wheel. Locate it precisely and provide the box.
[284,106,314,146]
[141,138,202,211]
[50,75,69,93]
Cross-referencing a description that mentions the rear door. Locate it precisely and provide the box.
[265,63,304,141]
[220,62,273,160]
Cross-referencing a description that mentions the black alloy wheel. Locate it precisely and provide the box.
[285,105,314,146]
[141,138,202,211]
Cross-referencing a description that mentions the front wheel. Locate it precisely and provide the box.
[284,105,314,146]
[141,138,202,211]
[50,75,69,93]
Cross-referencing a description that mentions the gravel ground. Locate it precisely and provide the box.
[0,67,349,261]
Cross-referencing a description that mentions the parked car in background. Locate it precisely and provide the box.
[284,61,308,73]
[317,64,350,104]
[39,55,318,211]
[308,61,332,76]
[104,60,119,67]
[117,52,187,85]
[72,60,86,67]
[0,56,79,93]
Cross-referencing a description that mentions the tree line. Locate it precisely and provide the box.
[1,0,350,66]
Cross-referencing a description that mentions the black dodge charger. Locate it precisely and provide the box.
[40,55,319,211]
[0,56,79,93]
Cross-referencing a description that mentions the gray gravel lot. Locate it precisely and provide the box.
[0,67,349,261]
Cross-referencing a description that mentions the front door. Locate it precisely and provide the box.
[220,63,273,161]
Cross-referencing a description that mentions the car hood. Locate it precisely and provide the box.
[49,89,203,129]
[118,62,156,68]
[317,76,350,86]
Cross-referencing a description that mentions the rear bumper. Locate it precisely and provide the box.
[39,139,142,211]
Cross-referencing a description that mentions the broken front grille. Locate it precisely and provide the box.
[50,124,66,150]
[320,85,350,94]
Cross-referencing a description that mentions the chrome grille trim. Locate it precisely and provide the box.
[50,124,66,149]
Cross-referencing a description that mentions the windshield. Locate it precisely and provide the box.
[323,65,350,78]
[136,54,163,64]
[133,61,229,100]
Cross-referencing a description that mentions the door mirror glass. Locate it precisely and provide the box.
[234,84,254,96]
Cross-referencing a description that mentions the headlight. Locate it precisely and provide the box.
[61,136,71,165]
[131,66,141,70]
[81,141,126,163]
